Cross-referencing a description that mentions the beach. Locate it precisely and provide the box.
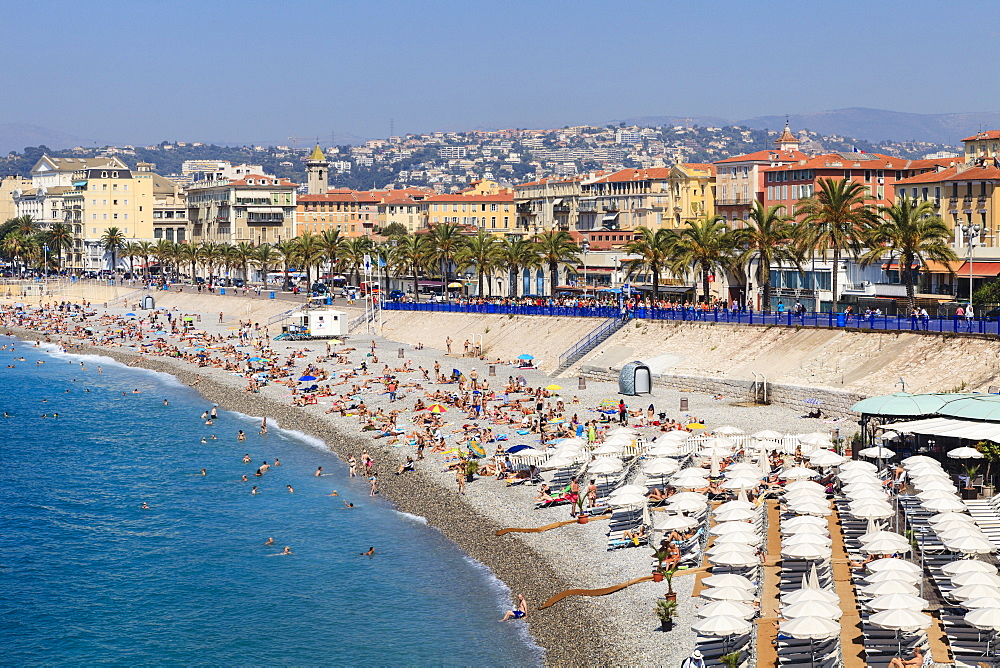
[4,290,859,665]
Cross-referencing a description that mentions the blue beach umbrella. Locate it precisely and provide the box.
[299,375,317,382]
[516,354,534,360]
[125,312,136,316]
[804,398,822,406]
[505,444,533,453]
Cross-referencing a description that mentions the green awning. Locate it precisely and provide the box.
[938,395,1000,421]
[850,393,958,417]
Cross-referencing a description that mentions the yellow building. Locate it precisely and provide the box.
[894,162,1000,247]
[420,190,515,234]
[63,165,155,271]
[963,131,1000,163]
[667,163,716,228]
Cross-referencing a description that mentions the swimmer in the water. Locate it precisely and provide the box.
[328,490,339,496]
[241,475,248,482]
[273,459,280,467]
[52,413,58,418]
[132,388,140,394]
[204,419,213,425]
[237,430,246,441]
[315,466,323,476]
[200,469,207,475]
[286,484,294,493]
[361,547,375,556]
[264,537,274,546]
[163,399,168,406]
[200,437,207,443]
[243,454,251,463]
[210,406,218,419]
[343,500,354,508]
[141,502,150,509]
[201,411,209,420]
[210,435,217,440]
[251,486,258,495]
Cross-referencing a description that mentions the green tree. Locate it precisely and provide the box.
[622,227,678,299]
[177,243,199,282]
[231,242,257,283]
[296,232,326,288]
[122,241,143,275]
[1,233,32,275]
[318,229,345,286]
[429,222,466,301]
[858,197,958,313]
[153,240,178,282]
[796,178,877,313]
[533,230,579,296]
[273,239,301,290]
[455,229,500,296]
[252,243,280,284]
[497,237,540,298]
[100,227,126,272]
[669,215,733,304]
[341,237,373,287]
[378,222,408,237]
[733,201,801,312]
[10,215,37,238]
[135,241,155,281]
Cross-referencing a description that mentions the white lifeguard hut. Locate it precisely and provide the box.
[287,309,348,339]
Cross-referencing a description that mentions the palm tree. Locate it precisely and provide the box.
[733,201,801,312]
[154,240,178,282]
[135,241,155,281]
[100,227,126,272]
[44,222,74,274]
[859,197,958,313]
[296,232,326,289]
[318,229,345,286]
[391,234,431,301]
[274,239,301,291]
[429,222,466,301]
[252,243,280,284]
[497,237,540,298]
[341,237,373,287]
[122,241,143,275]
[10,215,37,238]
[796,178,877,313]
[455,229,500,297]
[177,243,199,282]
[231,242,256,283]
[622,227,678,299]
[669,215,733,304]
[533,230,579,296]
[1,233,32,275]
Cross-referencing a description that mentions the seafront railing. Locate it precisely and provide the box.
[381,302,1000,337]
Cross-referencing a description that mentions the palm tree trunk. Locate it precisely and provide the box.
[903,252,916,312]
[510,266,518,298]
[441,258,448,302]
[550,262,558,296]
[412,266,420,302]
[763,281,771,313]
[831,248,841,313]
[478,268,484,297]
[702,265,710,305]
[652,265,660,299]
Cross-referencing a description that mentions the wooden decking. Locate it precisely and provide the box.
[755,499,781,668]
[828,508,866,667]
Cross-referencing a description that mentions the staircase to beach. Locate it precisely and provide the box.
[551,315,627,377]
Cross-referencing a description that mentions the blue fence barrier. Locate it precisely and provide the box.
[381,301,1000,337]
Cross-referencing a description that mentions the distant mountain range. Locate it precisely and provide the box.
[0,123,97,156]
[610,108,1000,146]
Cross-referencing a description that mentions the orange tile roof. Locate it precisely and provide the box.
[764,153,909,172]
[422,192,514,203]
[962,131,1000,142]
[893,167,961,185]
[228,174,297,187]
[941,165,1000,182]
[594,167,672,183]
[679,163,716,175]
[904,157,964,170]
[715,149,808,164]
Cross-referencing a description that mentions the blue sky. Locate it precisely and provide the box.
[2,0,997,145]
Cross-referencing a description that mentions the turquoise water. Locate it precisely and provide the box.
[0,337,541,666]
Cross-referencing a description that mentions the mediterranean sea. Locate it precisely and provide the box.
[0,337,542,666]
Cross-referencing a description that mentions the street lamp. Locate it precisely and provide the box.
[43,244,49,278]
[961,222,981,311]
[580,235,590,298]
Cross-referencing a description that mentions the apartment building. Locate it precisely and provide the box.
[296,189,379,237]
[666,163,716,228]
[963,131,1000,163]
[14,155,129,229]
[578,168,672,232]
[186,174,297,245]
[513,175,588,233]
[0,175,31,223]
[419,191,514,234]
[761,153,912,214]
[714,148,807,225]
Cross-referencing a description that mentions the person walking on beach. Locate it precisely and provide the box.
[500,594,528,621]
[369,474,378,496]
[219,312,223,323]
[348,455,357,477]
[618,399,627,425]
[456,467,466,495]
[445,336,452,354]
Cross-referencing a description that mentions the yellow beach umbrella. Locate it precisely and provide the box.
[428,403,448,413]
[545,384,562,391]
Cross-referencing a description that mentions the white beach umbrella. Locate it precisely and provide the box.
[588,458,624,475]
[949,446,985,459]
[752,429,783,439]
[608,484,649,498]
[642,458,680,475]
[592,443,625,456]
[798,432,833,446]
[540,456,576,471]
[708,551,760,568]
[700,585,757,602]
[788,502,832,517]
[913,480,959,494]
[713,507,757,522]
[701,436,735,449]
[861,537,910,554]
[784,487,827,499]
[950,571,1000,588]
[859,580,919,597]
[902,455,937,465]
[721,477,760,491]
[658,430,691,442]
[608,493,647,508]
[699,446,733,459]
[778,616,841,643]
[849,504,895,520]
[707,542,756,557]
[713,425,744,436]
[907,465,948,477]
[860,530,908,545]
[859,446,896,459]
[924,497,972,513]
[781,543,831,560]
[782,533,833,547]
[690,615,752,637]
[847,489,889,503]
[671,468,710,481]
[785,480,826,493]
[944,535,997,554]
[781,588,838,605]
[864,569,921,585]
[657,514,699,532]
[710,520,754,536]
[810,451,848,467]
[942,559,998,577]
[965,607,1000,631]
[869,608,932,632]
[867,593,929,611]
[938,527,989,543]
[929,512,976,525]
[701,573,755,590]
[782,515,828,530]
[962,597,1000,610]
[782,466,819,480]
[666,497,707,513]
[715,532,763,546]
[646,443,683,457]
[781,523,828,537]
[840,460,879,472]
[696,600,755,619]
[866,558,921,575]
[781,601,842,621]
[715,500,754,515]
[726,462,761,475]
[951,584,1000,601]
[917,489,961,502]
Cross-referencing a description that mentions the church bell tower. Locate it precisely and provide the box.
[306,144,329,195]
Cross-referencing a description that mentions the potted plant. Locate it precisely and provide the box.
[574,493,588,523]
[651,544,669,582]
[663,567,677,602]
[720,650,742,668]
[464,460,479,483]
[655,598,678,631]
[962,463,980,499]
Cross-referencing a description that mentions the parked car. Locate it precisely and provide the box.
[982,308,1000,321]
[388,289,406,300]
[311,283,328,294]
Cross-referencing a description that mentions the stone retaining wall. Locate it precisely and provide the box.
[580,365,866,422]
